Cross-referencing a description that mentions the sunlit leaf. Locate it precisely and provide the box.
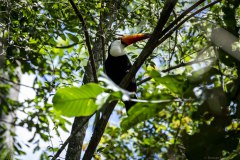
[53,83,105,117]
[120,102,168,131]
[151,72,185,94]
[67,33,79,43]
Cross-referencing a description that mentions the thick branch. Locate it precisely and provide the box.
[68,0,98,83]
[51,115,92,160]
[52,1,119,160]
[157,0,222,46]
[160,0,206,39]
[82,100,118,160]
[83,0,221,159]
[135,0,221,86]
[82,1,178,159]
[120,0,178,89]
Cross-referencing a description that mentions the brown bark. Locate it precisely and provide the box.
[65,1,120,159]
[65,38,103,160]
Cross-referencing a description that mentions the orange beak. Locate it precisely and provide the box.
[121,33,150,46]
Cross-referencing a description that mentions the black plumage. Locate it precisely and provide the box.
[105,47,136,112]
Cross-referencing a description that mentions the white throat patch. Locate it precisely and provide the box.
[109,40,126,57]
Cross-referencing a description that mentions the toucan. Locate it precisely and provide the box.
[104,33,150,112]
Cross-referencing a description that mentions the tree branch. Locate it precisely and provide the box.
[163,57,215,72]
[137,57,215,85]
[82,1,178,159]
[136,0,221,86]
[51,115,92,160]
[55,42,78,49]
[68,0,98,83]
[159,0,206,39]
[142,57,215,85]
[82,0,221,159]
[100,2,106,72]
[63,2,121,160]
[82,100,118,160]
[0,76,40,89]
[120,0,178,90]
[157,0,222,47]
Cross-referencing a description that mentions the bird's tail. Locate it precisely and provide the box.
[124,94,137,112]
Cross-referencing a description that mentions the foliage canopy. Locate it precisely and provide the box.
[1,0,240,159]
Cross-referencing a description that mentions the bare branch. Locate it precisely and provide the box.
[68,0,98,83]
[0,76,36,89]
[160,0,206,39]
[163,57,215,72]
[157,0,222,47]
[51,115,92,160]
[137,57,215,85]
[100,2,106,72]
[136,0,221,86]
[82,100,118,160]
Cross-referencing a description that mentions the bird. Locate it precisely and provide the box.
[104,33,150,112]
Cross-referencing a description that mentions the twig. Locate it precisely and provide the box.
[100,1,106,72]
[55,43,78,49]
[137,57,215,85]
[51,115,92,160]
[173,101,185,149]
[168,10,178,70]
[68,0,98,83]
[182,45,210,61]
[168,29,178,71]
[163,57,215,72]
[0,76,35,89]
[158,0,206,41]
[137,76,152,86]
[130,98,193,103]
[157,0,222,47]
[0,119,15,126]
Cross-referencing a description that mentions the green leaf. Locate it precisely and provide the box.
[29,37,38,44]
[67,33,79,43]
[120,102,168,132]
[152,74,185,94]
[53,83,104,117]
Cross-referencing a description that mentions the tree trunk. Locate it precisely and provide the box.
[0,33,21,159]
[65,1,121,159]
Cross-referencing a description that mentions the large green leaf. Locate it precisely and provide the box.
[151,72,185,94]
[67,33,79,43]
[120,102,168,132]
[53,83,104,117]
